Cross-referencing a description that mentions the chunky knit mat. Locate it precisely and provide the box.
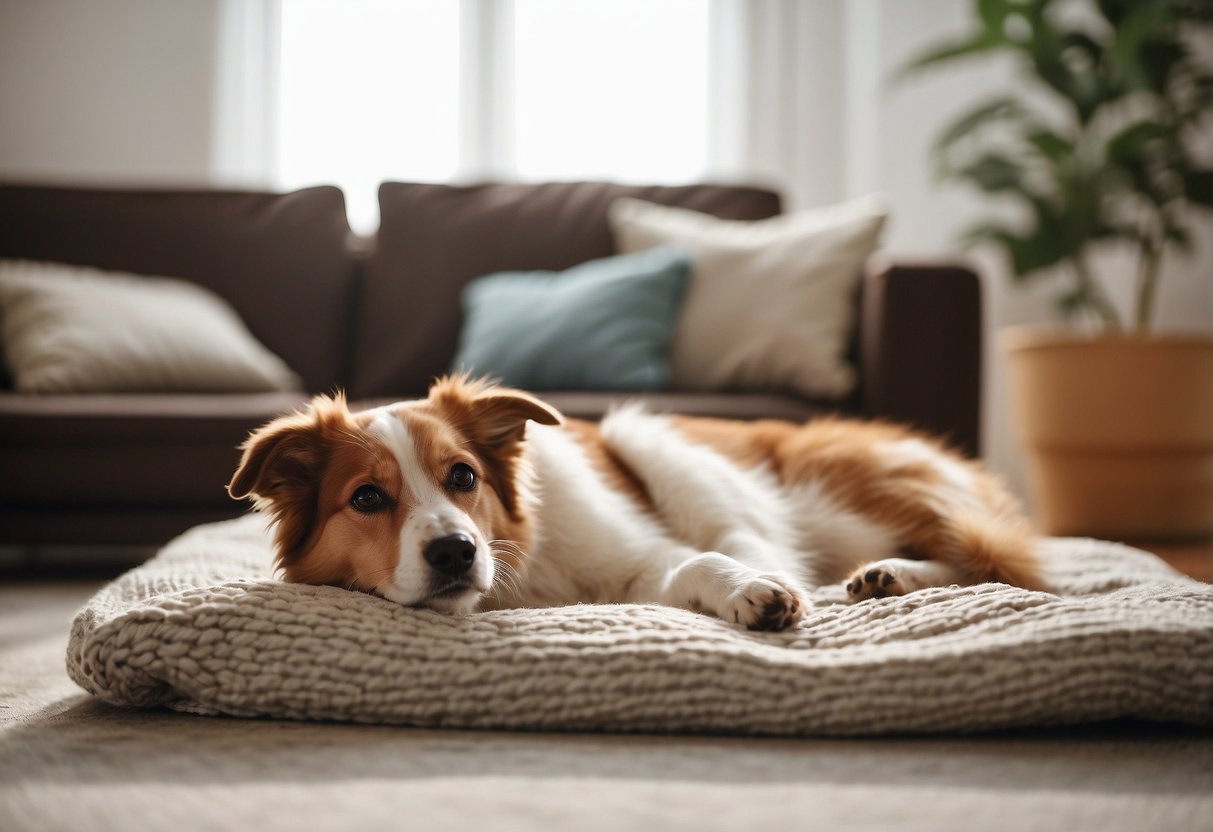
[67,514,1213,735]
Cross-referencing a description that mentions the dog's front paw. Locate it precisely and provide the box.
[726,575,806,631]
[845,562,907,602]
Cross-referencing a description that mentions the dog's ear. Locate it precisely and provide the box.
[429,376,562,519]
[467,389,563,448]
[429,375,563,450]
[228,393,352,501]
[229,393,353,573]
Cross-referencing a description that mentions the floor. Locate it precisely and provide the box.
[1137,538,1213,583]
[2,569,1212,831]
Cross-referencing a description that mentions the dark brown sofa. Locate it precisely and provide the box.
[0,181,980,547]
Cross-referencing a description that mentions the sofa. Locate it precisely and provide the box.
[0,181,980,547]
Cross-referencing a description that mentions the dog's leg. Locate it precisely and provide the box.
[844,558,961,601]
[841,508,1043,602]
[659,551,805,631]
[600,408,809,595]
[600,409,808,629]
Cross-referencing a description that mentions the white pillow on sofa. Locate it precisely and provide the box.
[0,260,302,394]
[609,194,889,400]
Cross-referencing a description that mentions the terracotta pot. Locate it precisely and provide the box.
[1002,328,1213,539]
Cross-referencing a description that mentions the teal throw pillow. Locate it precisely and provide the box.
[453,247,691,391]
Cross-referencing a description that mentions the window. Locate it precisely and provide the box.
[512,0,711,182]
[275,1,711,232]
[277,0,460,233]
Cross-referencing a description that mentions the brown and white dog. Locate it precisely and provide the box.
[228,375,1042,631]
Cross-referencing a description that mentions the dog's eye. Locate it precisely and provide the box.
[350,484,386,512]
[447,463,476,491]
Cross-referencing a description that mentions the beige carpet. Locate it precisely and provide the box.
[2,580,1213,832]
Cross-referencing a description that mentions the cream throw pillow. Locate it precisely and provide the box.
[609,195,889,400]
[0,260,302,393]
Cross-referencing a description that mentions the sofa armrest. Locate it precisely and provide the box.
[857,258,982,456]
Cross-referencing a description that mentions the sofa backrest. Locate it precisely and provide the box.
[0,183,358,394]
[351,181,783,398]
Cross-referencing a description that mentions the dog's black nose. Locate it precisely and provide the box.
[423,533,476,578]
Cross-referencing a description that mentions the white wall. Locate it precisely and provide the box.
[0,0,220,185]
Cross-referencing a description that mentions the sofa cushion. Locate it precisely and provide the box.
[453,247,691,391]
[0,183,356,393]
[355,181,783,398]
[0,393,307,508]
[0,260,303,394]
[610,195,889,400]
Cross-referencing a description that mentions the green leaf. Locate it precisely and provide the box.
[894,33,1001,84]
[1102,121,1176,208]
[931,97,1024,155]
[1096,0,1136,27]
[1035,49,1110,121]
[1106,120,1169,165]
[1106,3,1176,91]
[977,0,1011,34]
[962,218,1071,278]
[1186,170,1213,207]
[1165,224,1194,252]
[1027,130,1073,163]
[1059,31,1103,62]
[956,154,1027,192]
[1176,1,1213,22]
[1176,73,1213,126]
[1138,39,1185,92]
[1192,74,1213,110]
[1022,11,1118,123]
[1058,288,1090,320]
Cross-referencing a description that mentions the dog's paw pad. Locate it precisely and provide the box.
[728,577,806,631]
[845,565,906,602]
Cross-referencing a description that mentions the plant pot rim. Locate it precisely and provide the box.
[1000,326,1213,354]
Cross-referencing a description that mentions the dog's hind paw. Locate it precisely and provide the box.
[846,568,900,600]
[844,557,963,602]
[726,575,806,631]
[845,563,906,602]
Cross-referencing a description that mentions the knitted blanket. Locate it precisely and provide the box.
[67,514,1213,735]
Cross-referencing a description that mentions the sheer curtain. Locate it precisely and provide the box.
[213,0,848,233]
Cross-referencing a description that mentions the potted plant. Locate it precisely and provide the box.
[902,0,1213,538]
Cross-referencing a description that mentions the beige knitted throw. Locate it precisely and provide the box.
[67,514,1213,735]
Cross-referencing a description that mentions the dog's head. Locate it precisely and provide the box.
[228,376,562,614]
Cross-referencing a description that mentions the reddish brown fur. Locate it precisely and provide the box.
[227,394,407,590]
[673,414,1043,590]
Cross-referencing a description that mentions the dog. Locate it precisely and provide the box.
[228,375,1043,631]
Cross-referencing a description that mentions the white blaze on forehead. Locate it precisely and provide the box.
[368,408,490,607]
[369,411,432,497]
[369,410,469,533]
